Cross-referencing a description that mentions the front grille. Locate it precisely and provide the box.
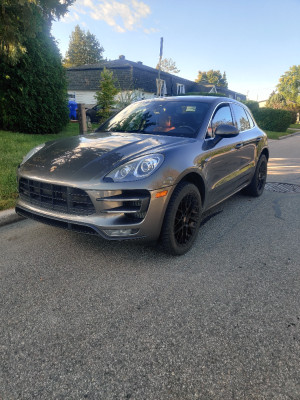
[16,207,99,235]
[19,178,95,216]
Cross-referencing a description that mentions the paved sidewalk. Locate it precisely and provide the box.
[268,135,300,184]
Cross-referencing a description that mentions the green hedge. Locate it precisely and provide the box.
[289,111,297,124]
[252,108,293,132]
[0,27,69,134]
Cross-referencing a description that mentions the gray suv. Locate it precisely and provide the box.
[16,96,268,255]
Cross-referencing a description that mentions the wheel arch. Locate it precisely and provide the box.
[261,147,269,161]
[175,172,206,206]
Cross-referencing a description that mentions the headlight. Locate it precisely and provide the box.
[20,143,45,166]
[105,154,164,182]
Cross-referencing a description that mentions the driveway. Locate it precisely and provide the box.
[0,136,300,399]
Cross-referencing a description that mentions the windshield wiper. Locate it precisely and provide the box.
[125,129,145,133]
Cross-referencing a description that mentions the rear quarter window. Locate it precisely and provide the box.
[232,104,251,132]
[245,109,255,128]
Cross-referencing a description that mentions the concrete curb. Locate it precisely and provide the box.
[279,131,300,140]
[0,208,25,228]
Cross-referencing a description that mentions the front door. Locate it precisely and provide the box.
[202,103,245,207]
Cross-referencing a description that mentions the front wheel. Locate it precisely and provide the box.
[160,182,202,255]
[244,154,267,197]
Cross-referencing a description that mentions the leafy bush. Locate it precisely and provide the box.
[252,108,293,132]
[288,111,297,124]
[0,27,69,134]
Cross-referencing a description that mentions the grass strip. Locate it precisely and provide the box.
[0,123,80,210]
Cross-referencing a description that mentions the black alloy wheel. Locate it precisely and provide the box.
[160,182,202,255]
[244,154,268,197]
[257,158,267,192]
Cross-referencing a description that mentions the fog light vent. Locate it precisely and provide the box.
[103,228,139,237]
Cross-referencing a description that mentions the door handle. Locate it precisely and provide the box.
[235,143,243,149]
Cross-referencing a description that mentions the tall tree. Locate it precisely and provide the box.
[0,0,74,65]
[95,68,118,123]
[195,69,228,88]
[266,92,287,109]
[85,31,104,64]
[0,23,69,133]
[222,72,228,88]
[64,25,104,67]
[277,65,300,105]
[156,58,180,74]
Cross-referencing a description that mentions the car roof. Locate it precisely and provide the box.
[143,96,241,106]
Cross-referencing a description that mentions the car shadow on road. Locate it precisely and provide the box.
[66,191,257,261]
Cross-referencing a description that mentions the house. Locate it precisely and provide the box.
[258,100,268,108]
[66,55,246,107]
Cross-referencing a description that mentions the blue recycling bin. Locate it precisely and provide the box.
[68,100,77,120]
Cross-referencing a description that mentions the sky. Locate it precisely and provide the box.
[51,0,300,101]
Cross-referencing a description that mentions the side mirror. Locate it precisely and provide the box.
[215,124,239,138]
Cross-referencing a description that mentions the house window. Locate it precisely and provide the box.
[177,83,185,95]
[156,79,167,96]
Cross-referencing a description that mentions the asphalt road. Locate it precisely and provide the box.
[1,137,300,399]
[268,135,300,184]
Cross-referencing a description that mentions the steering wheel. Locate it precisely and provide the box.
[178,125,195,133]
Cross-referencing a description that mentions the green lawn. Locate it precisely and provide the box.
[0,122,298,211]
[0,123,81,210]
[265,130,295,140]
[289,123,300,129]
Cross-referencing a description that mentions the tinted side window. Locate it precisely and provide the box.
[207,104,233,138]
[232,104,251,132]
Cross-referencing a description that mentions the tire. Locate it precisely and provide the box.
[160,182,202,255]
[244,154,267,197]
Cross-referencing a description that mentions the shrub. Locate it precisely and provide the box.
[288,111,297,124]
[252,108,293,132]
[0,27,69,134]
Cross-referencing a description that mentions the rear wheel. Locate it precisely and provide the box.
[244,154,267,197]
[160,182,202,255]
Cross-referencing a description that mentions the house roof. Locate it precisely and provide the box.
[67,57,179,75]
[66,56,246,100]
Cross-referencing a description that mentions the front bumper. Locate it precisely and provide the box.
[16,183,174,241]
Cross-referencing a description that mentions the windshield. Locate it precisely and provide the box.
[97,100,210,138]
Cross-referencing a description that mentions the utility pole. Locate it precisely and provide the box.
[157,37,163,97]
[77,103,87,135]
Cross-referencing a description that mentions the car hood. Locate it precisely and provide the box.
[21,131,193,182]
